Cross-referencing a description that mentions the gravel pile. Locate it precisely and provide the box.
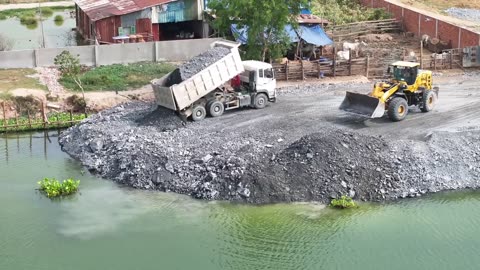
[59,98,480,204]
[446,8,480,23]
[166,47,231,86]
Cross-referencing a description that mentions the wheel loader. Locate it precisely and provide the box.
[340,61,439,121]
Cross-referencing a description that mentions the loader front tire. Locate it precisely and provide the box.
[192,105,206,122]
[388,97,408,122]
[421,90,436,113]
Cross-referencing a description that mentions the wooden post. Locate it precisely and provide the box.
[317,62,321,79]
[450,52,453,69]
[70,109,73,127]
[348,48,352,76]
[433,53,437,70]
[333,47,337,77]
[300,60,305,80]
[403,49,406,61]
[28,110,32,130]
[2,102,6,131]
[41,101,47,130]
[15,111,18,132]
[366,56,370,78]
[285,62,289,81]
[420,40,424,69]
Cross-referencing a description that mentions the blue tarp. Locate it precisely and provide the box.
[230,24,333,47]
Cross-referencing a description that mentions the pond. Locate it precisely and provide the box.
[1,131,480,270]
[0,10,77,50]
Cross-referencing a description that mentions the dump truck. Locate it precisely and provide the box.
[340,61,439,122]
[151,41,277,121]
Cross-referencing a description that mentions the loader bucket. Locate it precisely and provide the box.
[339,92,385,118]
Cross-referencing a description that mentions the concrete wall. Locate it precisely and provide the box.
[360,0,480,48]
[0,38,219,69]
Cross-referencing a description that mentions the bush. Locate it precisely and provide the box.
[0,14,7,20]
[12,95,40,115]
[39,7,53,17]
[20,15,36,25]
[330,195,357,209]
[66,94,86,112]
[54,14,63,22]
[37,178,80,198]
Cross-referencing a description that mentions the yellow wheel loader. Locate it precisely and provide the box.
[340,61,439,122]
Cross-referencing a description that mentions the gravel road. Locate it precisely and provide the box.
[59,74,480,203]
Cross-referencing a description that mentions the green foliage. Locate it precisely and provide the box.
[39,7,53,17]
[0,112,88,133]
[208,0,308,61]
[37,178,80,198]
[20,15,36,25]
[55,50,81,78]
[59,62,175,92]
[0,14,7,20]
[54,14,64,22]
[312,0,392,25]
[0,6,73,19]
[330,195,357,209]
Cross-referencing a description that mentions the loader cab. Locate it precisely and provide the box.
[240,60,277,98]
[388,61,420,85]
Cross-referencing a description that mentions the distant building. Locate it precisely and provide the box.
[74,0,211,44]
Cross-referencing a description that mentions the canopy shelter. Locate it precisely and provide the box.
[230,24,333,47]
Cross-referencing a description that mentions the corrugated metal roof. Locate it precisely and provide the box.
[74,0,173,21]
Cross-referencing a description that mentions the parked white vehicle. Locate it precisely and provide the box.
[151,41,276,121]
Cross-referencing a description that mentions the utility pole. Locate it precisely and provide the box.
[39,1,46,48]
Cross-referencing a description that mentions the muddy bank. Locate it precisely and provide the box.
[59,96,480,204]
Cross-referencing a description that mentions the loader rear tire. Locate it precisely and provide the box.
[254,93,268,109]
[421,90,436,113]
[388,97,408,122]
[192,105,206,122]
[208,101,224,117]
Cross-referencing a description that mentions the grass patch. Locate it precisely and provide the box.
[59,62,176,92]
[0,6,73,19]
[330,195,357,209]
[54,14,63,22]
[37,178,80,198]
[0,14,7,20]
[0,69,46,96]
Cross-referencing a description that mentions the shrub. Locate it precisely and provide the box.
[0,14,7,20]
[20,15,37,25]
[37,178,80,198]
[39,7,53,17]
[54,15,64,22]
[12,95,40,115]
[66,94,86,112]
[330,195,357,209]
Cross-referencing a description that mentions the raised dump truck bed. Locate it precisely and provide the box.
[152,41,245,116]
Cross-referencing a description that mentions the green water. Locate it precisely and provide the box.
[0,11,76,50]
[2,132,480,270]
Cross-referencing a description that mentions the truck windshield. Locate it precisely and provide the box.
[264,68,274,79]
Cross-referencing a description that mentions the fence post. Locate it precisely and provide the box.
[301,60,305,80]
[34,49,39,67]
[348,48,352,76]
[420,41,424,69]
[70,109,73,127]
[28,110,32,129]
[154,42,158,62]
[94,45,99,67]
[366,55,370,78]
[317,62,321,79]
[285,62,289,81]
[333,47,337,77]
[450,52,453,69]
[2,102,6,131]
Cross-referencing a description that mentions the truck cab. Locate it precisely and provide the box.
[240,60,277,102]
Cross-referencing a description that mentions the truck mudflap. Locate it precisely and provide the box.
[339,91,385,118]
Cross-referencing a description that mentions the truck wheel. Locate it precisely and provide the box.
[191,105,206,121]
[421,90,436,113]
[254,93,268,109]
[208,101,224,117]
[387,97,409,122]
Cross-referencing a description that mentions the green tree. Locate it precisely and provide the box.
[54,51,86,103]
[208,0,308,62]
